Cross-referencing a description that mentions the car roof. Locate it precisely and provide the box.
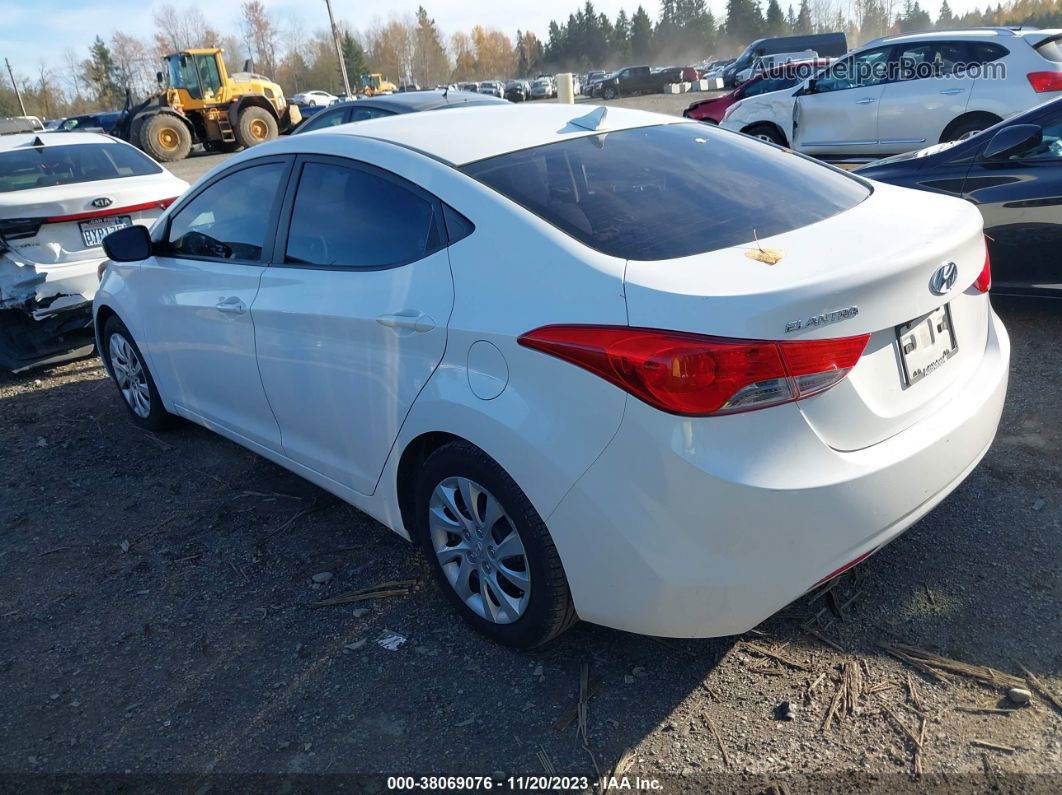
[0,130,119,151]
[302,103,683,166]
[867,27,1062,46]
[352,90,506,113]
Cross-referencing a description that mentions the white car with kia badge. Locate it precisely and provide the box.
[94,104,1008,647]
[0,131,188,370]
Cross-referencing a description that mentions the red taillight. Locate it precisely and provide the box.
[974,246,992,293]
[518,326,869,416]
[1026,71,1062,93]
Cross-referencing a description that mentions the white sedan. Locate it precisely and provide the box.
[94,104,1008,647]
[292,90,338,107]
[0,131,188,370]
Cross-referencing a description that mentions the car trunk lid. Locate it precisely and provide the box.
[622,182,990,450]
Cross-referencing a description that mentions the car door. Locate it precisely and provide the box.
[877,41,975,154]
[135,157,290,450]
[794,46,893,156]
[964,111,1062,294]
[251,155,455,495]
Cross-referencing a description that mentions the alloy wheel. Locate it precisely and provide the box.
[109,333,151,418]
[428,476,531,624]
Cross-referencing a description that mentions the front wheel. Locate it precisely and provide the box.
[602,86,618,100]
[138,114,192,162]
[234,106,279,149]
[745,123,787,146]
[941,115,1000,143]
[102,317,173,431]
[414,441,577,648]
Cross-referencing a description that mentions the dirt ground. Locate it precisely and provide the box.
[1,94,1060,791]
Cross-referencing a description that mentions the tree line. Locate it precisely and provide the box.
[3,0,1062,120]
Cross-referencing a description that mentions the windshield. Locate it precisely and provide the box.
[167,54,203,99]
[462,124,869,261]
[0,142,162,193]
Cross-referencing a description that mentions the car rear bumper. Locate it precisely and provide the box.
[546,309,1009,637]
[0,253,100,371]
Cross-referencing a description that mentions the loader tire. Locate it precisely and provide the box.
[234,106,278,149]
[139,114,192,162]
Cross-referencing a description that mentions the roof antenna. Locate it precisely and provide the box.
[569,106,608,132]
[443,84,449,98]
[31,135,45,147]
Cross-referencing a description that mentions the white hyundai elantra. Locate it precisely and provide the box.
[95,104,1009,647]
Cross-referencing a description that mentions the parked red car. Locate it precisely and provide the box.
[684,59,831,124]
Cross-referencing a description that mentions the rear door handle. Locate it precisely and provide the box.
[216,297,246,315]
[855,97,876,105]
[377,310,436,333]
[939,88,965,95]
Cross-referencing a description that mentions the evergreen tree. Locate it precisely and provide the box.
[765,0,788,35]
[341,31,367,88]
[613,9,632,61]
[786,4,797,29]
[83,36,122,107]
[725,0,766,43]
[412,7,449,85]
[937,0,955,27]
[630,5,654,62]
[794,0,812,33]
[517,29,530,76]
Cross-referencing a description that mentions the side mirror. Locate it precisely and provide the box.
[156,71,163,85]
[803,78,817,95]
[982,124,1042,160]
[102,224,152,262]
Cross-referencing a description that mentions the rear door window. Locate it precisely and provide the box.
[462,123,869,261]
[283,159,441,268]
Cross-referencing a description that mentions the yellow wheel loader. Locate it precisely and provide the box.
[115,49,301,162]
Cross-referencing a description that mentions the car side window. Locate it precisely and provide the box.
[969,42,1008,65]
[284,160,441,268]
[165,162,286,261]
[348,108,394,122]
[743,75,797,97]
[814,47,891,92]
[1012,118,1062,161]
[301,108,347,132]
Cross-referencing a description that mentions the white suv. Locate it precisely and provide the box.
[721,27,1062,159]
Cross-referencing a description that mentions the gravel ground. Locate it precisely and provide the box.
[0,96,1059,791]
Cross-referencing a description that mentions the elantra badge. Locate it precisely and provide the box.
[785,306,859,333]
[929,262,958,295]
[91,197,113,208]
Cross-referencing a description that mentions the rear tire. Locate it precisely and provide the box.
[139,114,192,162]
[941,113,1001,143]
[413,441,577,648]
[234,106,279,149]
[745,123,787,146]
[101,317,173,431]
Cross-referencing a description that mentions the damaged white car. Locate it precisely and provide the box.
[0,131,187,371]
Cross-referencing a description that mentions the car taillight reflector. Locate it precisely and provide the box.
[44,197,177,224]
[518,326,870,416]
[974,245,992,293]
[1026,71,1062,92]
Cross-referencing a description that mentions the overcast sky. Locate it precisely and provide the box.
[2,0,992,77]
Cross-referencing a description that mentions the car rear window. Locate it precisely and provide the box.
[1034,34,1062,63]
[0,142,162,193]
[461,123,869,261]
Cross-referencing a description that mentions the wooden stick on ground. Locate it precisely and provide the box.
[971,739,1016,754]
[743,642,809,671]
[1017,662,1062,716]
[704,714,732,768]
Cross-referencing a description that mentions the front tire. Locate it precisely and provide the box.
[745,123,787,146]
[234,106,279,149]
[414,441,577,648]
[139,114,192,162]
[602,86,618,100]
[102,317,173,431]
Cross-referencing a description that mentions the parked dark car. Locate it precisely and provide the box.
[858,96,1062,297]
[288,90,509,134]
[504,80,530,102]
[595,66,657,99]
[56,112,122,133]
[723,32,848,86]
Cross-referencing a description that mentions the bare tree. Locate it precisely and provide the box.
[241,1,279,76]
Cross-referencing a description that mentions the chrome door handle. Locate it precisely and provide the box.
[376,310,436,333]
[855,97,876,105]
[939,88,965,95]
[216,297,246,315]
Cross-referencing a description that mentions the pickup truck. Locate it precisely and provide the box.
[594,66,657,99]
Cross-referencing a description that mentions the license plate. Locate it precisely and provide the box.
[896,303,958,386]
[79,215,131,248]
